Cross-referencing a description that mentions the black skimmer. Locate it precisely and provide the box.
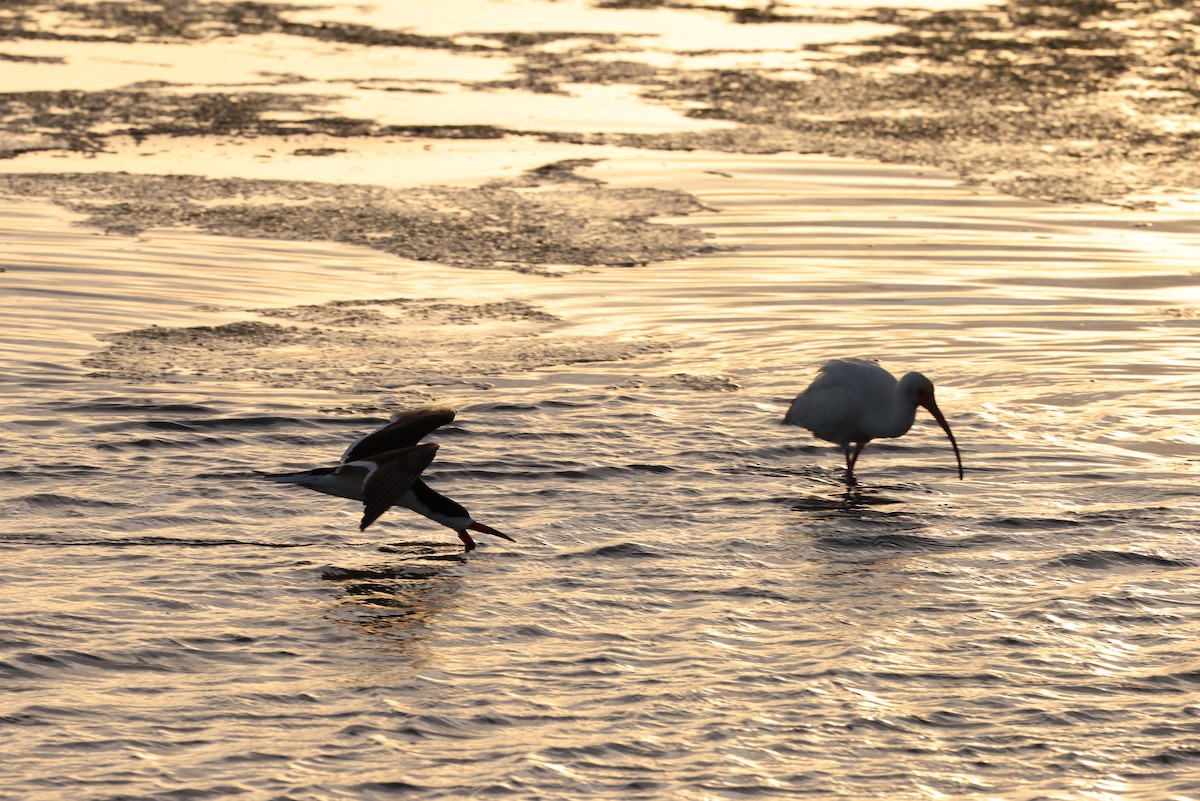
[783,358,963,485]
[263,406,512,551]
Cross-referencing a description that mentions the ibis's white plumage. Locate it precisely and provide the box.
[784,358,963,484]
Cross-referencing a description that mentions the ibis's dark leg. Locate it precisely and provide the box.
[845,442,866,486]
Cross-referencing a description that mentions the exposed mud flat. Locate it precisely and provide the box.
[2,0,1200,207]
[646,0,1200,206]
[0,1,466,48]
[82,296,670,391]
[0,168,710,272]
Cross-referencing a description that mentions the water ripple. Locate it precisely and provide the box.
[1046,550,1194,570]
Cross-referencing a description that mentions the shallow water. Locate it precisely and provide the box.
[7,0,1200,797]
[6,148,1200,800]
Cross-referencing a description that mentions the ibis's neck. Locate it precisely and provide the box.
[870,396,919,440]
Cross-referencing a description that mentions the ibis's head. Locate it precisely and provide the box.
[902,372,964,480]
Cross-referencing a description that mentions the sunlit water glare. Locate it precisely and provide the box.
[5,154,1200,800]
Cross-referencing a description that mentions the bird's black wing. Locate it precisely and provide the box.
[341,406,456,463]
[357,443,440,531]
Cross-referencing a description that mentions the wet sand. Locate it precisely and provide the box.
[5,2,1200,800]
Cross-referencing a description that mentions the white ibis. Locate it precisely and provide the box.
[263,406,512,551]
[783,358,963,485]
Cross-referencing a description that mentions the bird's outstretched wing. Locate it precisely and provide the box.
[356,443,441,531]
[341,406,457,463]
